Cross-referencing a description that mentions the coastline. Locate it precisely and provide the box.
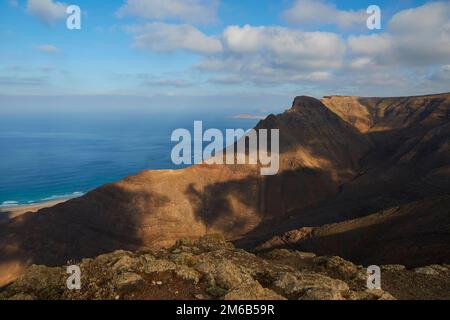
[0,198,72,221]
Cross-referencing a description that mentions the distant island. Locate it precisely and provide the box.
[230,114,267,120]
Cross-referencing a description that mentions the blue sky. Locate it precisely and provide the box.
[0,0,449,113]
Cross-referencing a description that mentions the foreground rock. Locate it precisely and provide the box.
[1,235,449,300]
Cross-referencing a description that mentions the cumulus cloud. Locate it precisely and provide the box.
[126,23,223,54]
[26,0,66,25]
[348,2,450,67]
[35,44,61,54]
[284,0,367,29]
[196,25,344,85]
[117,0,218,24]
[222,25,345,69]
[121,2,450,95]
[125,22,345,85]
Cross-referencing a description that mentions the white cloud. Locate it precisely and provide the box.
[35,44,61,54]
[195,25,344,85]
[126,23,223,54]
[348,2,450,67]
[222,25,345,69]
[121,2,450,95]
[348,34,392,57]
[117,0,218,24]
[388,1,450,65]
[126,23,344,85]
[26,0,66,25]
[284,0,366,29]
[348,57,373,70]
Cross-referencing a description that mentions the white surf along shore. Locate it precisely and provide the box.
[0,192,84,221]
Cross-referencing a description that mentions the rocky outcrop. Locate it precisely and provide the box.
[6,235,449,300]
[3,236,449,300]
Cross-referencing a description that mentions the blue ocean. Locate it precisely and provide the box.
[0,112,258,207]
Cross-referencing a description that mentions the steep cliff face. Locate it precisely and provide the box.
[1,93,449,287]
[255,96,371,220]
[249,93,450,266]
[319,93,450,212]
[321,96,374,133]
[321,93,450,133]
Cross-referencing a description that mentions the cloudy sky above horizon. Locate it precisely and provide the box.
[0,0,449,112]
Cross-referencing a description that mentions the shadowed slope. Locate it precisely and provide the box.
[255,195,450,267]
[320,93,450,214]
[246,93,450,265]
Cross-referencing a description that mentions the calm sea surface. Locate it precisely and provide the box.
[0,112,258,206]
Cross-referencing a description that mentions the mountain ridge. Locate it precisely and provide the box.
[1,93,449,287]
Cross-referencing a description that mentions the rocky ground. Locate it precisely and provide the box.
[1,235,449,300]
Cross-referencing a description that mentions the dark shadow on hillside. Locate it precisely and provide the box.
[0,183,170,281]
[252,196,450,267]
[184,164,353,241]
